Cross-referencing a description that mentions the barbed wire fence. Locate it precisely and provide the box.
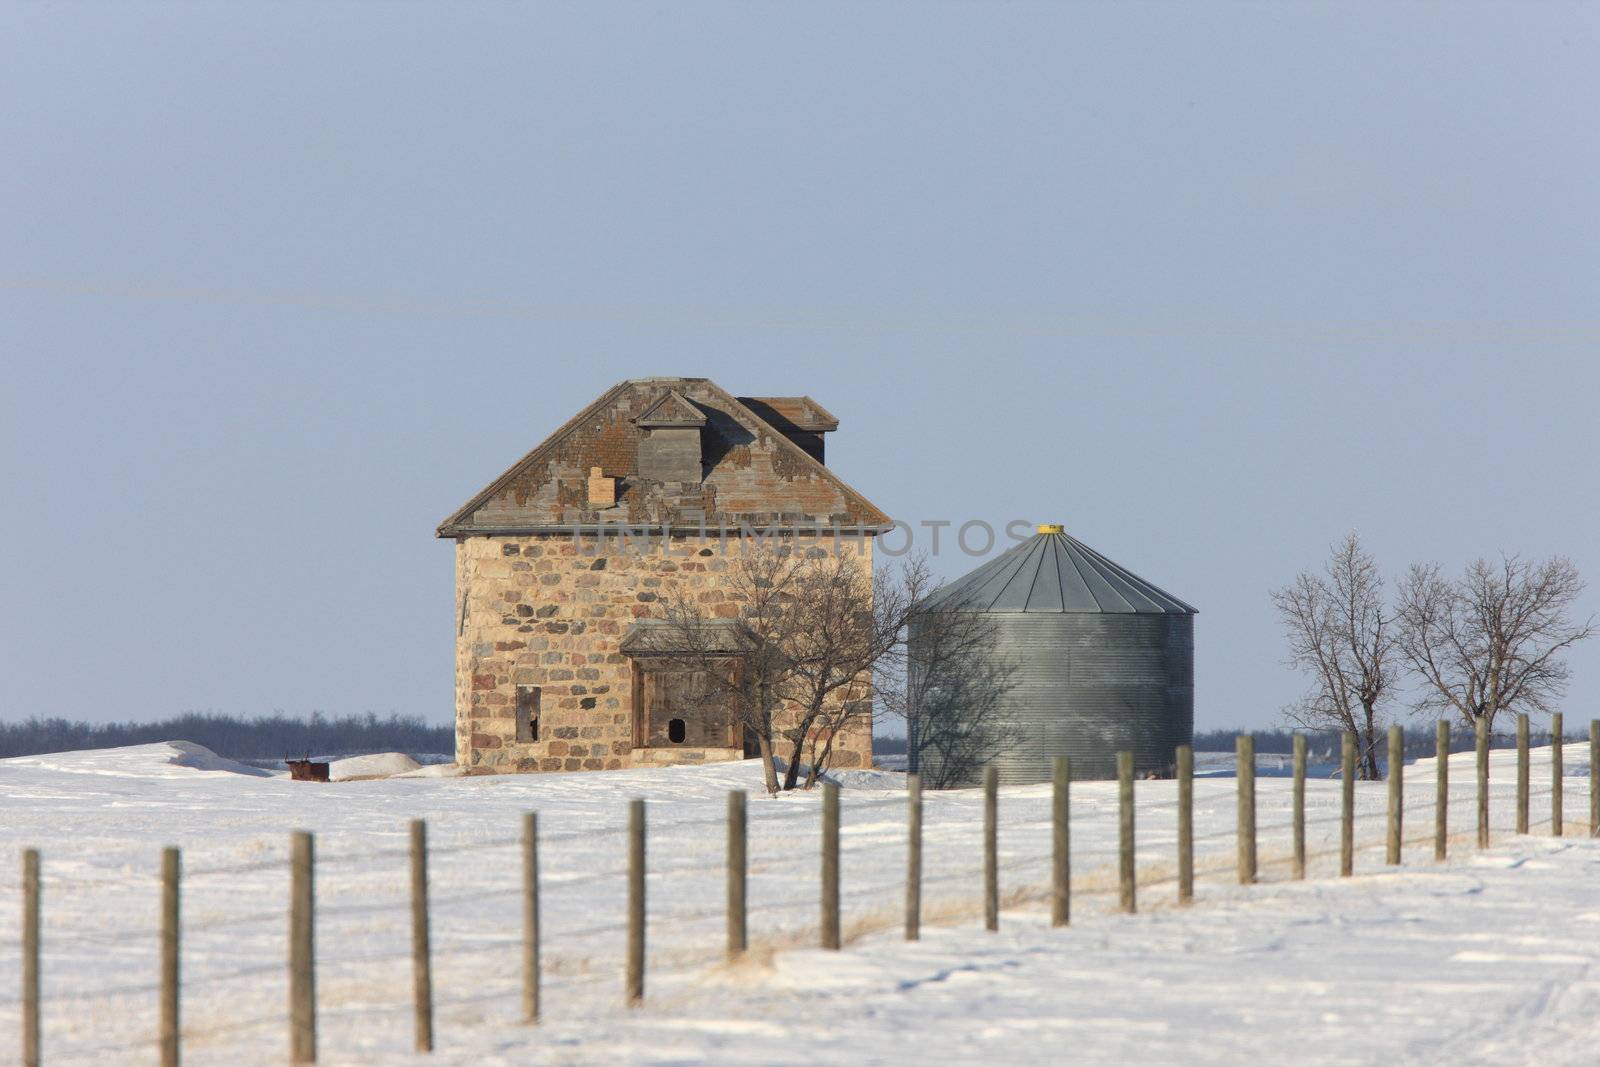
[7,717,1598,1067]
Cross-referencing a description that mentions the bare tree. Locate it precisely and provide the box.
[1396,554,1593,732]
[655,547,805,794]
[776,547,900,791]
[657,544,938,792]
[1271,533,1396,780]
[880,592,1021,791]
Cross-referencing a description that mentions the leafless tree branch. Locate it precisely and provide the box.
[1396,553,1593,732]
[1272,533,1395,780]
[656,543,938,792]
[873,570,1022,790]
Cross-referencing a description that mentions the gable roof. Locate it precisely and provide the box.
[436,377,891,536]
[635,389,706,428]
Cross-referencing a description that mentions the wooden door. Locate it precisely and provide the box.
[639,662,738,749]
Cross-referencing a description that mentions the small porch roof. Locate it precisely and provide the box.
[619,619,756,656]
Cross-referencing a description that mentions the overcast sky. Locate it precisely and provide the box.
[3,2,1597,732]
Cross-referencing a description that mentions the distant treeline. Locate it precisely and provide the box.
[10,716,1550,764]
[873,735,908,756]
[1194,726,1571,760]
[1194,729,1331,758]
[877,726,1573,762]
[0,712,453,761]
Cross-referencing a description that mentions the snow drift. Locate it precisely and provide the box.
[0,740,272,778]
[329,751,422,780]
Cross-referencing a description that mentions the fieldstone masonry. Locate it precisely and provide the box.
[441,377,890,776]
[455,533,875,774]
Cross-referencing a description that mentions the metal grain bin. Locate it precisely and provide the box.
[908,524,1195,787]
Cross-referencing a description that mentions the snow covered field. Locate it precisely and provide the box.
[1,741,1596,1066]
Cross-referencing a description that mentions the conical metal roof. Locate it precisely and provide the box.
[922,526,1197,615]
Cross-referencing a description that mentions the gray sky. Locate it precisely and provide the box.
[3,3,1597,732]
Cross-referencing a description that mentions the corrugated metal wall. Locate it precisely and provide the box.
[909,613,1193,787]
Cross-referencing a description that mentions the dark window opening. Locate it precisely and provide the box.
[516,685,541,743]
[668,717,686,744]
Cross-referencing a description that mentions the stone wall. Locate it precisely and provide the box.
[454,533,875,775]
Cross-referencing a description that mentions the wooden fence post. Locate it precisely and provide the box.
[1591,720,1599,838]
[727,791,747,959]
[410,820,433,1053]
[821,783,841,950]
[522,813,539,1024]
[1435,721,1449,862]
[906,774,922,941]
[626,799,645,1004]
[1386,725,1403,865]
[1290,734,1306,880]
[1118,752,1135,914]
[1340,733,1355,877]
[1052,757,1070,926]
[983,767,999,932]
[1551,711,1564,837]
[22,848,39,1067]
[1237,735,1256,885]
[1177,746,1194,901]
[1476,717,1490,848]
[161,846,180,1067]
[289,831,316,1065]
[1516,712,1530,834]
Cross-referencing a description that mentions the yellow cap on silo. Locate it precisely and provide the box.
[1037,523,1064,534]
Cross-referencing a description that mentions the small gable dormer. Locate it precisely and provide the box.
[634,389,707,483]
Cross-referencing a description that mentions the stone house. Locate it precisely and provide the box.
[437,377,892,775]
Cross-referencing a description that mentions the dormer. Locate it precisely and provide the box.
[736,396,838,464]
[634,390,707,483]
